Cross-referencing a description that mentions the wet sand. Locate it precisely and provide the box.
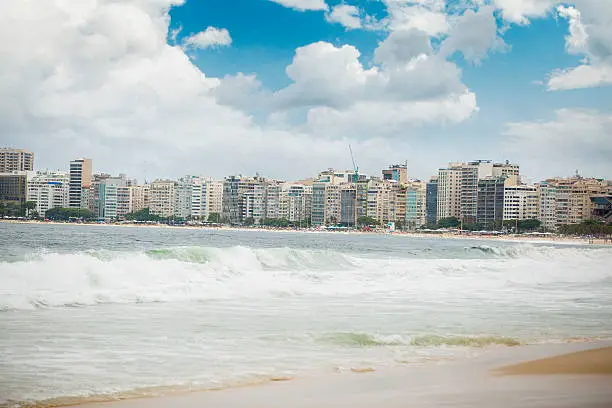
[68,341,612,408]
[496,346,612,375]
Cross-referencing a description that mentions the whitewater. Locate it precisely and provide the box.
[1,223,612,406]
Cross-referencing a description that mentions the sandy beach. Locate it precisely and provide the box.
[62,341,612,408]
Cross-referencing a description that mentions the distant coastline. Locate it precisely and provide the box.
[2,219,610,246]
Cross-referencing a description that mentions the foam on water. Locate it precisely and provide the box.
[2,233,612,407]
[1,245,611,310]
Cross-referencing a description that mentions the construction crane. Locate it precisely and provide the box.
[349,145,359,228]
[349,144,359,183]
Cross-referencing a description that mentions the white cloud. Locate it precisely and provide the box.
[493,0,556,24]
[439,6,507,63]
[182,26,231,49]
[546,1,612,90]
[548,65,612,90]
[272,39,477,138]
[383,0,449,36]
[503,109,612,178]
[0,0,481,182]
[557,6,588,54]
[325,4,361,30]
[268,0,328,11]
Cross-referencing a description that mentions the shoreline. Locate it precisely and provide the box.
[56,341,612,408]
[2,219,610,246]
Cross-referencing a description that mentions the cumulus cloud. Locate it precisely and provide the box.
[493,0,556,24]
[325,4,361,30]
[439,6,507,63]
[182,26,232,49]
[383,0,449,36]
[546,1,612,90]
[503,109,612,178]
[268,0,328,11]
[0,0,482,182]
[271,38,477,137]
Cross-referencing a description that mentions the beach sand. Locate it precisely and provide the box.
[67,341,612,408]
[496,346,612,375]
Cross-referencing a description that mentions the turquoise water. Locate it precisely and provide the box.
[1,223,611,406]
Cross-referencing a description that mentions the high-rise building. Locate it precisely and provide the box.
[222,176,270,225]
[0,172,30,203]
[69,158,92,208]
[436,167,461,220]
[311,182,326,227]
[405,181,426,230]
[175,177,193,219]
[324,184,341,225]
[437,160,519,223]
[97,176,129,221]
[206,180,223,218]
[476,176,506,227]
[503,184,539,221]
[537,177,611,230]
[382,164,408,184]
[265,181,282,220]
[149,180,176,218]
[128,185,150,213]
[279,183,312,223]
[425,177,438,225]
[340,185,357,226]
[26,171,69,217]
[538,182,557,231]
[0,148,34,172]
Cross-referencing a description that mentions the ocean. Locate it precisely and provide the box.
[1,223,611,406]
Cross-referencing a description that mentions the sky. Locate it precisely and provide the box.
[1,0,611,183]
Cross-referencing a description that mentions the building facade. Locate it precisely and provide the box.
[503,184,539,221]
[405,182,426,230]
[476,177,506,227]
[0,172,29,203]
[425,177,438,225]
[69,158,92,208]
[128,185,150,213]
[149,180,176,218]
[26,171,69,217]
[0,148,34,172]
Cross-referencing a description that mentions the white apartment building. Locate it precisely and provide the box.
[128,185,149,213]
[175,178,193,219]
[503,184,539,221]
[26,171,69,217]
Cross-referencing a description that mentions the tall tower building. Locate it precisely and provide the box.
[0,148,34,172]
[69,158,92,208]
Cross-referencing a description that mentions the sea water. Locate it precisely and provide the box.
[1,223,611,406]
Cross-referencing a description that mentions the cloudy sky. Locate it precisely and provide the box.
[1,0,611,182]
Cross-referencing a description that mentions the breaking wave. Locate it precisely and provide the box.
[323,332,522,347]
[1,244,611,311]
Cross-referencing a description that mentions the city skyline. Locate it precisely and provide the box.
[2,148,609,231]
[1,1,611,183]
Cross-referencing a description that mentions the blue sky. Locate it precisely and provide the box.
[2,0,611,181]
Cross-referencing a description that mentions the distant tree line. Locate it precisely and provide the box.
[0,201,37,218]
[45,207,96,221]
[558,220,612,236]
[427,217,542,232]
